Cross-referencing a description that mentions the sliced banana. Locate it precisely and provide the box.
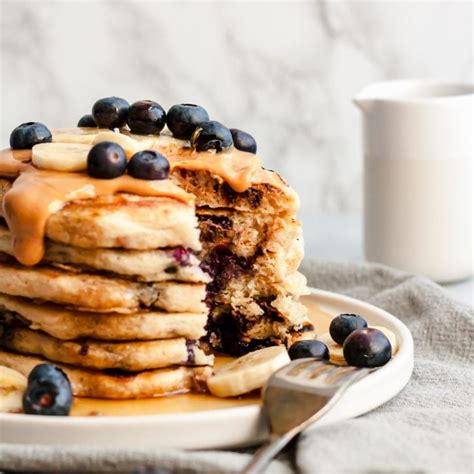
[32,142,91,172]
[318,325,399,365]
[93,131,154,159]
[52,127,108,144]
[121,129,187,153]
[207,346,290,398]
[317,333,346,365]
[370,326,398,354]
[0,365,27,413]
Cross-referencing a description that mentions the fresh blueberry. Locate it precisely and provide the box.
[329,314,368,345]
[288,340,329,360]
[343,328,392,368]
[191,121,233,152]
[87,142,127,179]
[230,129,257,154]
[92,96,129,129]
[127,150,170,180]
[166,104,209,139]
[127,100,166,135]
[77,114,97,127]
[23,363,73,416]
[10,122,52,149]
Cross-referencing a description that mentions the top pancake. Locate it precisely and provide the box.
[0,180,201,251]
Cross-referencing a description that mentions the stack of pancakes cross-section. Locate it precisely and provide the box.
[0,186,213,399]
[158,143,316,356]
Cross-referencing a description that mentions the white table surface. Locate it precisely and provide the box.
[303,214,473,307]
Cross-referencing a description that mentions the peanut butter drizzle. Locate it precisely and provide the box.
[0,149,32,178]
[148,133,291,194]
[0,161,194,266]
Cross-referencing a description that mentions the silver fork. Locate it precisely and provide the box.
[241,359,374,474]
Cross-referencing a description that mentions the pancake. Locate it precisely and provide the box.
[0,294,207,341]
[0,262,206,313]
[0,350,211,399]
[0,185,201,251]
[0,226,209,283]
[171,167,299,214]
[46,194,201,250]
[2,326,213,371]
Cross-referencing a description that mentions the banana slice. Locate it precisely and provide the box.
[121,129,187,152]
[370,326,398,354]
[318,325,399,365]
[52,127,108,144]
[93,131,154,159]
[317,333,346,365]
[32,143,91,172]
[207,346,290,398]
[0,365,27,413]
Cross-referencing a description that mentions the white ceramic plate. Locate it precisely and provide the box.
[0,288,414,449]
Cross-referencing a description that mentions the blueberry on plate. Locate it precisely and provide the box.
[10,122,52,149]
[329,313,367,345]
[230,128,257,154]
[128,150,170,180]
[166,104,209,140]
[77,114,97,127]
[127,100,166,135]
[343,328,392,368]
[92,96,129,129]
[87,141,127,179]
[23,363,73,416]
[191,121,233,152]
[288,340,329,360]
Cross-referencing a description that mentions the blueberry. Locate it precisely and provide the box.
[127,150,170,180]
[230,129,257,154]
[191,121,233,152]
[166,104,209,139]
[87,142,127,179]
[77,114,97,127]
[127,100,166,135]
[23,363,73,416]
[288,340,329,360]
[329,314,367,345]
[343,328,392,368]
[92,96,129,129]
[10,122,52,149]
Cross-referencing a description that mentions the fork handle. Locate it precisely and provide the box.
[241,430,297,474]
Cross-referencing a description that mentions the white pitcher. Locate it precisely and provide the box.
[354,79,473,283]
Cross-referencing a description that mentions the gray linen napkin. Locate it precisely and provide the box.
[1,259,472,473]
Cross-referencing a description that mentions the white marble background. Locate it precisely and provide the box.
[0,0,472,223]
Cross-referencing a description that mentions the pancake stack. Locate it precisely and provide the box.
[0,120,314,399]
[0,172,213,399]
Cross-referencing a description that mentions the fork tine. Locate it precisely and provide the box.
[323,366,357,384]
[330,367,372,387]
[307,362,335,379]
[278,359,326,379]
